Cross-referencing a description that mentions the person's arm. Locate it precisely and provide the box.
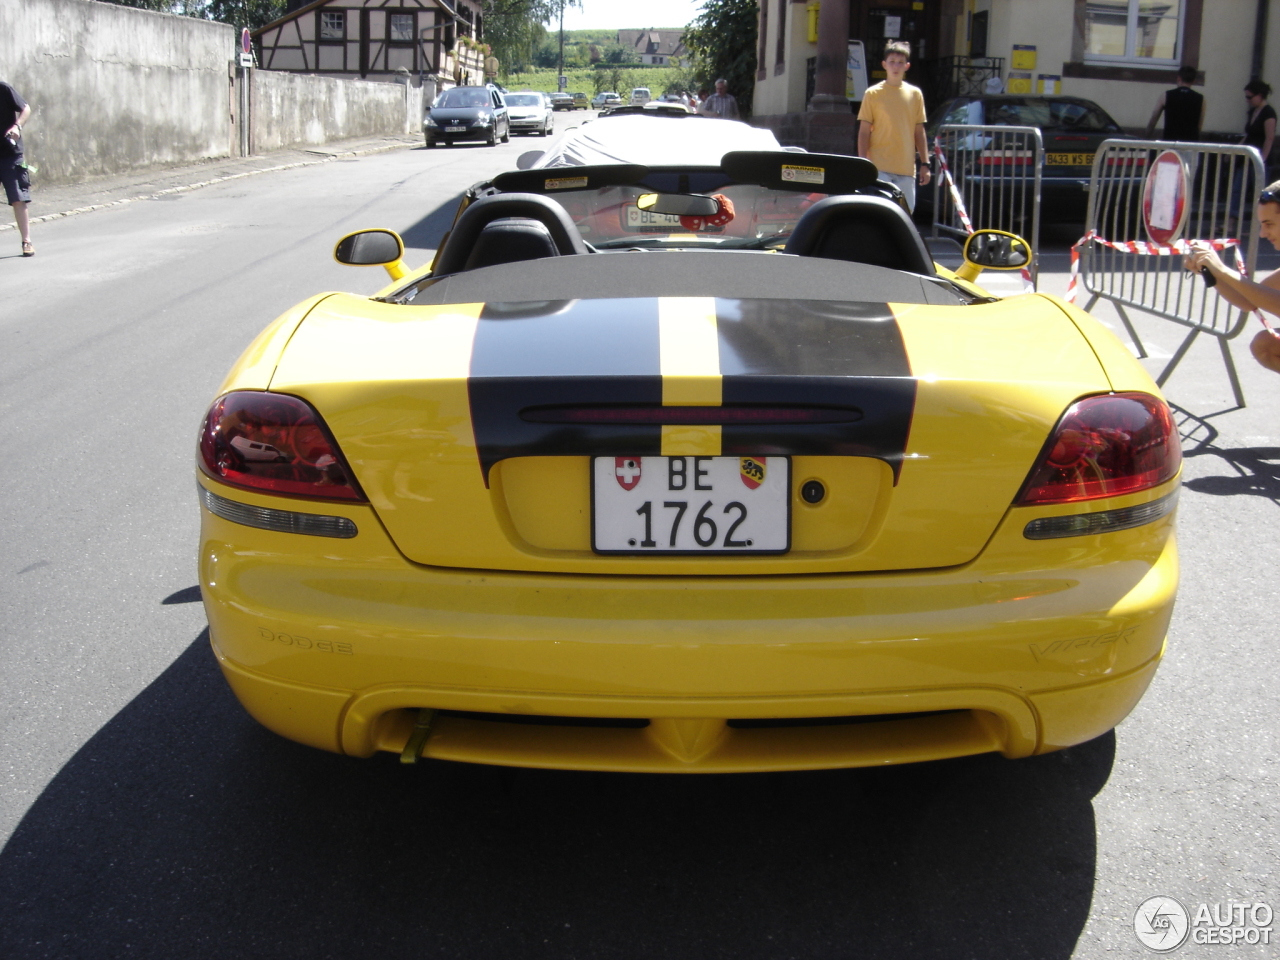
[6,102,29,141]
[1185,242,1280,313]
[857,120,871,159]
[914,123,931,184]
[1145,93,1165,138]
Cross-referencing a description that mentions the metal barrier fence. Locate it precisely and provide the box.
[930,123,1043,287]
[1075,140,1264,406]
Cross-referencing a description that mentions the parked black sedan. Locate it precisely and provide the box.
[922,95,1138,223]
[424,85,511,148]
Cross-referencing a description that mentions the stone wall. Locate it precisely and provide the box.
[2,0,236,184]
[2,0,423,186]
[251,71,422,153]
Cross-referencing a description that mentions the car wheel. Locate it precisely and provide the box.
[486,126,497,147]
[541,120,551,137]
[425,134,433,148]
[501,122,510,144]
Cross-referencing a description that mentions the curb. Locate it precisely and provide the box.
[0,138,416,233]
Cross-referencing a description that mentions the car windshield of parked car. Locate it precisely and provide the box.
[438,88,490,109]
[976,98,1119,132]
[506,94,542,107]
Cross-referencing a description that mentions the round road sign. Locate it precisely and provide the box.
[1142,149,1190,245]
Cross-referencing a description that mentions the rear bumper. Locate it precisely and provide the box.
[200,476,1177,771]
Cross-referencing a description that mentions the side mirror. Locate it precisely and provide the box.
[954,229,1031,282]
[637,192,721,217]
[333,229,407,281]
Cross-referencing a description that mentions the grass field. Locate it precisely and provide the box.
[500,66,693,98]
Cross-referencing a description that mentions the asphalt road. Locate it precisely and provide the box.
[0,131,1276,960]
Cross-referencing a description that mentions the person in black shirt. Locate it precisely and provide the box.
[1146,65,1204,142]
[1243,79,1276,174]
[0,80,32,256]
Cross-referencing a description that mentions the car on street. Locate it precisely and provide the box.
[548,92,573,111]
[592,92,622,110]
[503,91,554,137]
[924,94,1138,222]
[571,92,589,110]
[630,86,651,105]
[424,84,510,148]
[199,110,1179,773]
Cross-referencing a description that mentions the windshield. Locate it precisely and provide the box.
[978,99,1119,132]
[438,88,491,109]
[520,182,828,249]
[506,94,542,107]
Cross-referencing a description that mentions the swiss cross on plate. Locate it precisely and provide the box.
[615,457,642,490]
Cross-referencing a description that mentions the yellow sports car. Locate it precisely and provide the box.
[197,114,1179,772]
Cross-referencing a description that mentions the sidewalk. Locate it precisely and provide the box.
[0,134,421,232]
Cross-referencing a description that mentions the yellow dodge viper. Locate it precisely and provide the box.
[197,115,1179,772]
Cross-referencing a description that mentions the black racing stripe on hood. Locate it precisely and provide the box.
[468,299,663,483]
[715,299,915,478]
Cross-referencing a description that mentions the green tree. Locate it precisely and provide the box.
[203,0,286,32]
[482,0,552,76]
[683,0,757,115]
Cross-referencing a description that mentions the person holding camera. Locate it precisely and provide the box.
[1,79,33,257]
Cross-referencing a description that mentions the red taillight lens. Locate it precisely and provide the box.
[1016,393,1180,505]
[198,392,366,502]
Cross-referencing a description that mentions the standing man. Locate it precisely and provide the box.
[857,41,930,211]
[1146,65,1205,141]
[1,78,32,256]
[698,79,739,120]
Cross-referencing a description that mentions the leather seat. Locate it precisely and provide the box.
[783,195,934,275]
[433,192,588,275]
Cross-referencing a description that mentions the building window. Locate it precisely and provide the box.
[1083,0,1181,65]
[319,10,345,40]
[390,12,415,42]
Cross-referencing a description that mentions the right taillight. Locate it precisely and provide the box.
[1016,393,1180,505]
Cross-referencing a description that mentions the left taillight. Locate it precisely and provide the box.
[1016,393,1180,505]
[198,391,366,502]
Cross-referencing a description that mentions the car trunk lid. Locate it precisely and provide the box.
[268,293,1109,574]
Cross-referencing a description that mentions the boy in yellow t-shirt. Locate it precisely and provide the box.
[857,41,930,211]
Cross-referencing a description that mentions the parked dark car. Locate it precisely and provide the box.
[922,95,1138,223]
[424,85,511,148]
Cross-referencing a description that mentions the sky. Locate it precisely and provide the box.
[556,0,705,32]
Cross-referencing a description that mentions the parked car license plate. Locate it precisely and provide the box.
[623,205,683,229]
[445,125,467,133]
[592,456,790,554]
[1045,152,1094,165]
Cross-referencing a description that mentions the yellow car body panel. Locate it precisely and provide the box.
[200,236,1178,771]
[262,293,1111,575]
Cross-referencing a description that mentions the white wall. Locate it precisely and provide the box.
[2,0,236,183]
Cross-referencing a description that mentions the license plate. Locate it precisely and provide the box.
[1046,152,1094,165]
[592,456,790,554]
[445,126,466,133]
[623,205,683,229]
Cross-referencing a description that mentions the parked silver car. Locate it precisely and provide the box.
[505,91,554,137]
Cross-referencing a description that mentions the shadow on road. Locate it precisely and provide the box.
[398,194,466,254]
[0,631,1113,960]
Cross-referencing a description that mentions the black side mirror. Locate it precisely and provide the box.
[334,229,404,266]
[333,229,408,280]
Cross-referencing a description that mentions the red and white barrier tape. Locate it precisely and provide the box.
[1065,230,1275,333]
[934,141,1035,292]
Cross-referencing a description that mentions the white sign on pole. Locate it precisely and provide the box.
[846,40,868,101]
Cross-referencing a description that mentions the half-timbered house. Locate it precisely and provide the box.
[253,0,488,85]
